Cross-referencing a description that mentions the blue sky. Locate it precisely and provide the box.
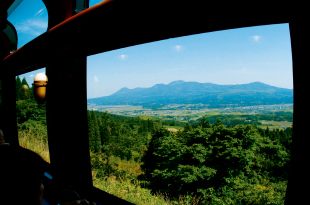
[8,0,293,99]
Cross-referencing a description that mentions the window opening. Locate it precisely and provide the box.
[16,68,50,163]
[87,23,293,204]
[7,0,48,49]
[89,0,106,7]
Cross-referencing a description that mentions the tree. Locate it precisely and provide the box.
[183,122,192,132]
[265,126,270,136]
[16,76,23,101]
[139,127,173,185]
[213,118,223,127]
[21,77,29,87]
[98,111,110,148]
[16,99,46,124]
[199,116,211,128]
[91,111,102,153]
[87,110,95,152]
[28,85,36,102]
[21,77,30,100]
[141,122,290,204]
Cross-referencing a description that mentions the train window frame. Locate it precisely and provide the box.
[0,0,305,204]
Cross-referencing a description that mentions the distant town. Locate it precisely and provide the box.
[87,103,293,121]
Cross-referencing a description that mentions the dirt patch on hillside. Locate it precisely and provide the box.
[167,128,178,132]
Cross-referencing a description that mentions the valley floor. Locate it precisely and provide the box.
[88,103,293,130]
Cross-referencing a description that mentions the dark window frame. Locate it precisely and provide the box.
[0,1,305,204]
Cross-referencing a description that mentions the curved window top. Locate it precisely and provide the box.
[89,0,106,7]
[7,0,48,49]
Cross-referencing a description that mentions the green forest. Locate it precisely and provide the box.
[15,76,47,143]
[15,76,292,204]
[188,112,293,127]
[88,110,292,204]
[160,112,293,128]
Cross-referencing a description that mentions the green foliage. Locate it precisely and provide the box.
[93,175,173,205]
[15,76,33,101]
[90,152,114,179]
[15,76,46,125]
[245,112,293,122]
[87,110,160,162]
[14,76,292,204]
[21,77,29,87]
[202,173,287,205]
[18,119,48,143]
[92,110,102,152]
[28,85,36,101]
[88,110,96,152]
[140,119,291,204]
[16,76,23,101]
[16,99,46,124]
[15,76,49,163]
[191,112,293,128]
[161,119,187,127]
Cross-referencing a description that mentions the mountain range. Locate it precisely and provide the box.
[87,81,293,108]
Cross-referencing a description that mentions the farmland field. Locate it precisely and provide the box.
[258,120,293,130]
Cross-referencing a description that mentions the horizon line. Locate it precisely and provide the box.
[87,80,293,100]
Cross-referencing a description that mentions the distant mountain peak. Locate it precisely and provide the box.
[251,81,265,84]
[117,87,130,92]
[152,83,165,87]
[110,87,129,95]
[168,80,186,85]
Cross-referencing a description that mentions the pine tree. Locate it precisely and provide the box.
[99,112,110,150]
[213,118,223,127]
[183,122,192,132]
[29,85,36,102]
[91,111,102,153]
[87,110,95,152]
[21,77,29,87]
[200,116,211,128]
[16,76,23,101]
[265,126,270,137]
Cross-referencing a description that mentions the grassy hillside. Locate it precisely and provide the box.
[138,115,158,121]
[19,135,201,205]
[18,128,50,163]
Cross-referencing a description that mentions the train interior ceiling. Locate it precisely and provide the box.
[0,0,307,204]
